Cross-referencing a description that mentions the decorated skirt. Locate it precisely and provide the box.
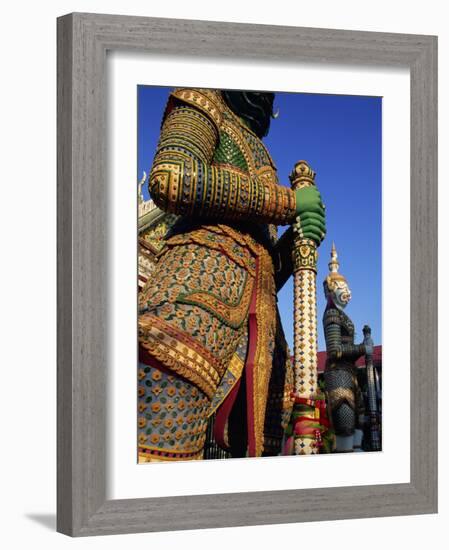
[138,223,293,460]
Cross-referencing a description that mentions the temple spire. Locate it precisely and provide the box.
[138,171,147,204]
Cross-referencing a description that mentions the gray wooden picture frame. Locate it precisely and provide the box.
[57,12,438,537]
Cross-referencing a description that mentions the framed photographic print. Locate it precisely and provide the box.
[57,12,437,536]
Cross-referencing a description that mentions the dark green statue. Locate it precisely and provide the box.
[322,243,372,452]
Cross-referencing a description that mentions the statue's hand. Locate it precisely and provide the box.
[293,187,326,246]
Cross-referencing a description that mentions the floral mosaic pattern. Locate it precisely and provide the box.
[138,364,210,461]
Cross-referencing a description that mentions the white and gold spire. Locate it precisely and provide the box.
[325,243,348,295]
[328,242,339,274]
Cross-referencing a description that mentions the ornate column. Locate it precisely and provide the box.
[289,161,324,455]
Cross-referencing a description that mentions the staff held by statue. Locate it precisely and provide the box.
[287,161,328,455]
[363,325,381,451]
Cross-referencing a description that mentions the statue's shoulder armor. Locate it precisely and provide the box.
[340,310,355,334]
[327,306,354,333]
[323,305,341,326]
[323,305,355,334]
[170,88,224,127]
[169,88,277,175]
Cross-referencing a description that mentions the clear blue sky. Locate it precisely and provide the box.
[137,86,382,351]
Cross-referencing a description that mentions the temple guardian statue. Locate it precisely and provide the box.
[138,88,326,461]
[322,244,372,452]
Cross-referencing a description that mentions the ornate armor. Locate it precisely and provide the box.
[138,89,298,461]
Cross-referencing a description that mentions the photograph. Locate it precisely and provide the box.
[136,86,382,462]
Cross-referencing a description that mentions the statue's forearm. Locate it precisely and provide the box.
[149,103,296,224]
[333,343,365,360]
[151,153,295,223]
[325,323,365,360]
